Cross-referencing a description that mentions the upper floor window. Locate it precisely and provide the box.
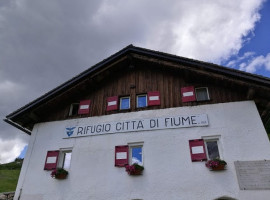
[195,87,210,101]
[69,103,79,116]
[137,94,147,108]
[120,96,130,110]
[181,86,210,102]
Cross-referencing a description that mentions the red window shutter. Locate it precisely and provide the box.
[148,91,160,106]
[106,96,118,111]
[189,139,207,162]
[115,145,129,167]
[78,100,91,114]
[181,86,196,102]
[44,151,59,170]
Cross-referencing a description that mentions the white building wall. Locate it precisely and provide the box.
[14,101,270,200]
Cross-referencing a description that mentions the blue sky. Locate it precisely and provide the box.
[19,145,28,159]
[0,0,270,163]
[243,1,270,58]
[223,0,270,77]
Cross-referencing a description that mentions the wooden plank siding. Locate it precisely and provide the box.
[37,64,247,123]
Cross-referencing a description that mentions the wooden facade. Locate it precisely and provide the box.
[37,64,247,123]
[5,45,270,134]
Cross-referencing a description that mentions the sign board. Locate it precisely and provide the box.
[63,114,208,138]
[234,160,270,190]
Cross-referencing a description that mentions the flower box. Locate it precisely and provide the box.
[211,164,226,171]
[125,163,144,175]
[205,158,227,171]
[55,173,68,179]
[51,168,69,179]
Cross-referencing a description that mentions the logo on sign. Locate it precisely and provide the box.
[66,127,76,137]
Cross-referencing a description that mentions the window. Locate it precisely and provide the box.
[120,96,130,110]
[115,143,143,167]
[69,103,79,116]
[58,148,72,170]
[44,148,72,171]
[205,140,220,159]
[181,86,210,102]
[129,143,143,166]
[195,87,210,101]
[203,136,222,160]
[137,94,147,108]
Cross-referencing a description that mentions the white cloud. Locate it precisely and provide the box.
[132,157,142,166]
[91,0,264,63]
[227,52,256,68]
[0,138,27,164]
[239,53,270,73]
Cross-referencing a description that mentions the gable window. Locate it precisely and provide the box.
[195,87,210,101]
[203,136,222,160]
[120,96,130,110]
[129,143,143,166]
[137,94,147,108]
[69,103,79,116]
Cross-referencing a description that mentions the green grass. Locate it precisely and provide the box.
[0,170,20,193]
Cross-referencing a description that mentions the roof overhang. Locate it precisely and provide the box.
[4,45,270,135]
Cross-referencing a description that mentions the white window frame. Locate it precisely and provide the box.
[195,87,210,101]
[57,148,72,170]
[202,136,223,160]
[120,96,130,110]
[128,142,144,166]
[136,94,148,108]
[69,103,79,116]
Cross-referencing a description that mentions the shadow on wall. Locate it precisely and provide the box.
[214,196,237,200]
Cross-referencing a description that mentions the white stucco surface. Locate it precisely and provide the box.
[14,101,270,200]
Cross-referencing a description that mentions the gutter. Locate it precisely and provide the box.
[4,119,31,135]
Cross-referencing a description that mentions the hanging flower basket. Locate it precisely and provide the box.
[51,168,69,179]
[205,158,227,171]
[125,163,144,175]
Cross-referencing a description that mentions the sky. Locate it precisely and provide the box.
[0,0,270,164]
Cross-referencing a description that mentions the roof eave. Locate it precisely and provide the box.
[5,44,270,122]
[4,118,31,135]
